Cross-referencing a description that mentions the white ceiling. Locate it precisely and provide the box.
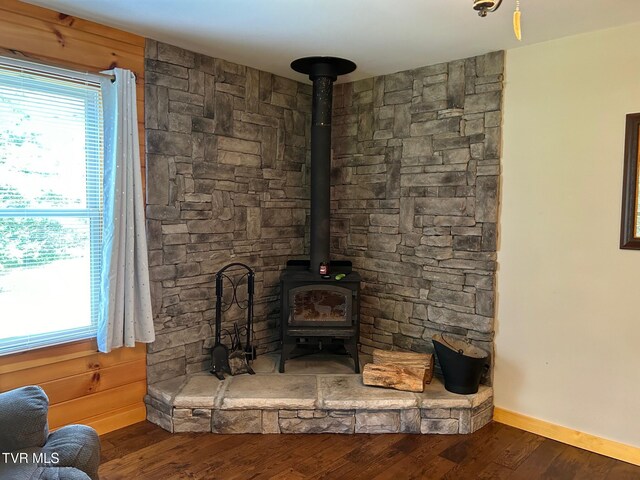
[25,0,640,83]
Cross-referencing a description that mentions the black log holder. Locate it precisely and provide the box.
[432,334,489,394]
[210,263,256,380]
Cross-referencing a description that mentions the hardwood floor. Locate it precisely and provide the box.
[99,421,640,479]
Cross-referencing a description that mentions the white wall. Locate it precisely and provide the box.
[497,23,640,447]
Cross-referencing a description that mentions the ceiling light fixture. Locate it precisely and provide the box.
[473,0,522,41]
[473,0,503,17]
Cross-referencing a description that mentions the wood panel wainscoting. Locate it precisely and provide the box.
[494,408,640,467]
[0,340,147,434]
[0,0,147,434]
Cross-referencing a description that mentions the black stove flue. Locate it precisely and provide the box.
[279,57,360,373]
[291,57,356,274]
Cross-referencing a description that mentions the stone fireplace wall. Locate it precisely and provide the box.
[144,41,311,383]
[331,52,503,378]
[144,43,503,384]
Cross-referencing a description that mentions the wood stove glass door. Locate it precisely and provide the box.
[288,285,353,327]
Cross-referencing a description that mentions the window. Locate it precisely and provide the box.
[0,57,104,355]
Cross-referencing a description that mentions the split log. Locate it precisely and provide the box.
[362,363,427,393]
[372,349,434,384]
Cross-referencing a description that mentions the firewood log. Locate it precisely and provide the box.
[362,363,426,393]
[372,349,434,384]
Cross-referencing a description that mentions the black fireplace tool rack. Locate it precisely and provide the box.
[211,263,257,380]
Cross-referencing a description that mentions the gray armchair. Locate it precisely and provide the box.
[0,386,101,480]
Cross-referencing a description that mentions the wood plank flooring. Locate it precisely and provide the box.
[99,421,640,479]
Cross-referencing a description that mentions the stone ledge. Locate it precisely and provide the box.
[145,368,493,435]
[221,374,318,410]
[148,371,492,412]
[148,375,186,405]
[174,373,221,408]
[417,380,493,409]
[318,375,419,410]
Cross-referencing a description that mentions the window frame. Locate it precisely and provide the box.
[0,56,106,355]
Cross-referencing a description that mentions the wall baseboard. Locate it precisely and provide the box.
[88,402,147,436]
[493,407,640,466]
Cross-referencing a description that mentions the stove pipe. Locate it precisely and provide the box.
[291,57,356,274]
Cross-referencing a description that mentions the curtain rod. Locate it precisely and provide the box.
[99,71,117,82]
[97,70,116,81]
[0,49,116,82]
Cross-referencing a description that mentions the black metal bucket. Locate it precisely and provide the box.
[432,334,489,394]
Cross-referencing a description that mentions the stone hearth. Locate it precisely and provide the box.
[145,354,493,434]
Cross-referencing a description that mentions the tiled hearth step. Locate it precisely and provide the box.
[145,354,493,435]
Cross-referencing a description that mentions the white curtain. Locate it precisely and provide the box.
[98,68,155,353]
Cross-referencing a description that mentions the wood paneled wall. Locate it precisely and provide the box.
[0,0,145,171]
[0,341,147,434]
[0,0,147,435]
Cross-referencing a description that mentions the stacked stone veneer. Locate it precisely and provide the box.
[144,40,311,382]
[330,52,503,376]
[153,403,493,435]
[144,41,503,391]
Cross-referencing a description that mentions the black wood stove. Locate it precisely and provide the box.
[280,260,360,373]
[279,56,360,373]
